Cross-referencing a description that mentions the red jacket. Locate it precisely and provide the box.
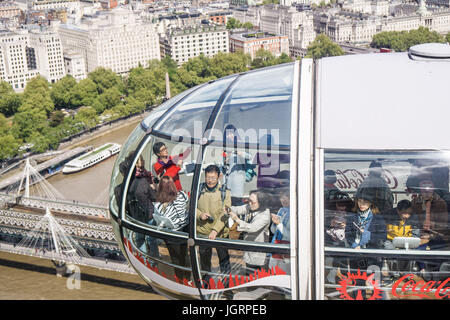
[153,148,191,191]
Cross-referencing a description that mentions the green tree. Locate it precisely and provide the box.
[0,81,21,117]
[242,22,254,30]
[209,51,251,78]
[50,75,77,110]
[276,52,293,64]
[305,34,345,59]
[92,87,122,114]
[22,76,54,116]
[49,110,66,127]
[371,27,445,51]
[0,114,20,160]
[11,101,48,140]
[88,67,124,94]
[71,78,99,107]
[446,33,450,43]
[74,106,98,129]
[251,49,278,69]
[23,75,50,98]
[226,17,242,30]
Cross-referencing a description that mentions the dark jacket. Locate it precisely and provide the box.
[345,211,387,249]
[127,176,157,223]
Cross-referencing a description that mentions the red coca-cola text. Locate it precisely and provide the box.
[391,274,450,299]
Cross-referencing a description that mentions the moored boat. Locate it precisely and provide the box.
[62,143,121,174]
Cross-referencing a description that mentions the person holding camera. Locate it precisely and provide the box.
[196,165,232,284]
[152,142,191,191]
[229,190,271,275]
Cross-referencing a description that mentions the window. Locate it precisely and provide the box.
[323,150,450,300]
[121,136,200,285]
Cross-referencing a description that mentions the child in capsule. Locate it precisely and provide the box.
[345,189,386,250]
[325,191,353,247]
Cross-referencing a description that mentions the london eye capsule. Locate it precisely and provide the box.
[109,43,450,300]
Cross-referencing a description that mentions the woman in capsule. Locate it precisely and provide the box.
[228,190,271,275]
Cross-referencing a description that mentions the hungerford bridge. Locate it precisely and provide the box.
[0,159,135,275]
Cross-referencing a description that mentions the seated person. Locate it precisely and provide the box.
[196,165,231,282]
[384,199,420,250]
[345,189,386,249]
[229,190,271,275]
[152,142,191,191]
[325,191,353,247]
[411,180,448,247]
[270,189,290,245]
[268,189,291,273]
[411,180,449,277]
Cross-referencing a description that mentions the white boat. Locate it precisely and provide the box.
[62,143,121,174]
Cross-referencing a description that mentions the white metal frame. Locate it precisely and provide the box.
[296,58,314,300]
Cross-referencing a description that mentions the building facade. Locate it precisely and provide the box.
[233,4,317,51]
[58,9,160,75]
[28,30,65,84]
[229,31,289,59]
[63,49,86,81]
[160,24,229,65]
[0,29,66,91]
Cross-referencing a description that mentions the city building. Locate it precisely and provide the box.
[229,31,289,59]
[233,4,317,51]
[160,24,229,65]
[58,8,160,75]
[315,1,450,45]
[27,29,65,83]
[100,0,118,9]
[0,30,38,91]
[28,0,81,12]
[63,49,86,81]
[208,11,233,25]
[0,2,22,19]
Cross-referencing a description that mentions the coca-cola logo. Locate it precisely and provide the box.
[336,270,450,300]
[335,169,399,190]
[392,274,450,299]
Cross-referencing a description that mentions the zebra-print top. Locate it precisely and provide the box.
[153,191,189,230]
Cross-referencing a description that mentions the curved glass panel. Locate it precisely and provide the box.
[109,125,147,216]
[323,150,450,300]
[157,76,237,139]
[123,135,199,237]
[121,226,196,296]
[141,85,199,131]
[193,143,291,301]
[212,64,294,147]
[196,245,291,300]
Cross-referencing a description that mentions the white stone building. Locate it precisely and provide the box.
[57,8,160,75]
[28,29,65,84]
[0,29,66,91]
[63,49,86,81]
[316,2,450,46]
[232,4,317,51]
[160,24,229,65]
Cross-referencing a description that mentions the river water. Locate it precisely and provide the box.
[42,120,141,206]
[1,119,168,300]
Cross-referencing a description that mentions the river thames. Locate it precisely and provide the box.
[1,118,167,300]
